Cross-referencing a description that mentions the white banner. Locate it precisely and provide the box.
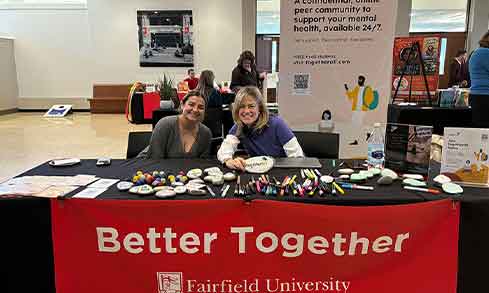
[279,0,397,157]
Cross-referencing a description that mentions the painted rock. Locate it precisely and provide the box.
[370,168,381,176]
[174,186,187,195]
[360,170,374,179]
[381,168,398,180]
[205,167,223,176]
[338,168,354,175]
[377,176,393,185]
[188,188,207,195]
[117,181,134,191]
[350,173,367,182]
[339,175,350,180]
[129,184,154,195]
[442,182,463,194]
[402,174,424,180]
[433,174,451,186]
[223,172,237,181]
[212,176,224,186]
[155,189,176,198]
[171,181,184,187]
[204,175,214,183]
[186,183,206,190]
[320,175,334,184]
[402,178,427,187]
[188,179,205,185]
[245,156,275,174]
[153,186,173,192]
[187,169,203,179]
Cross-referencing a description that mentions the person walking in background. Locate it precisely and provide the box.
[184,69,199,90]
[469,30,489,127]
[448,49,469,88]
[230,50,266,92]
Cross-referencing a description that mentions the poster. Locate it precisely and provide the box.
[441,128,489,186]
[137,10,193,67]
[391,36,441,104]
[51,199,459,293]
[279,0,397,157]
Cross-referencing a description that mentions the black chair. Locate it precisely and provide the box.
[293,131,339,159]
[203,107,225,156]
[126,131,152,159]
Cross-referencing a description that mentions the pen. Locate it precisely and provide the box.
[222,184,230,197]
[207,186,216,196]
[404,186,441,194]
[332,182,345,195]
[340,183,374,191]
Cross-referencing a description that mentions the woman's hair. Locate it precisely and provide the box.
[179,90,206,120]
[232,86,269,136]
[195,70,215,102]
[479,30,489,48]
[237,50,256,67]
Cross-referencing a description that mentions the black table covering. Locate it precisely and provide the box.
[1,158,488,293]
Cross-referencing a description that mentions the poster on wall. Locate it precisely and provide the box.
[391,36,441,105]
[278,0,397,157]
[137,10,193,67]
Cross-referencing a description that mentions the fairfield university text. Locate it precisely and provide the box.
[96,226,410,257]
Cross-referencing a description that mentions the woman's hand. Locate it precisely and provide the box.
[225,157,246,171]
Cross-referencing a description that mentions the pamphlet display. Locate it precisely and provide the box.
[441,128,489,187]
[384,124,433,175]
[44,105,72,118]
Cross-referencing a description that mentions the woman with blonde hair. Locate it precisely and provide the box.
[217,86,303,170]
[469,30,489,127]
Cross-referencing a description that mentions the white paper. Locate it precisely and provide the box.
[72,187,107,199]
[89,178,119,189]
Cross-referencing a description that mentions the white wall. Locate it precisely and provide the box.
[467,0,489,52]
[0,9,92,107]
[0,37,18,111]
[87,0,243,85]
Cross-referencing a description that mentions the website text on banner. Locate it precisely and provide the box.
[51,199,459,293]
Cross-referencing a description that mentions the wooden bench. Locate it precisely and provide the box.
[89,84,132,113]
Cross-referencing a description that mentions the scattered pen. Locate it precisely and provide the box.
[340,183,374,191]
[332,182,345,195]
[404,186,441,194]
[222,184,230,197]
[207,186,216,197]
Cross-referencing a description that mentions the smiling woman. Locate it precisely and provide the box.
[139,91,212,159]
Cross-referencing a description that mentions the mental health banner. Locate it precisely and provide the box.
[278,0,397,156]
[51,199,459,293]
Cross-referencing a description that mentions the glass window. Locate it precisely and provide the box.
[257,0,280,34]
[0,0,87,9]
[410,0,469,32]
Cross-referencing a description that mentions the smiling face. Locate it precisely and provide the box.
[238,95,259,126]
[181,95,205,122]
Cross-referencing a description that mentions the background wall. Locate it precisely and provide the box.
[0,37,18,111]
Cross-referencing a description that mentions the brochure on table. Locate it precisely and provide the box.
[441,128,489,187]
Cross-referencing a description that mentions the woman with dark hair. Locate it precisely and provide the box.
[230,50,266,92]
[139,91,212,159]
[469,30,489,127]
[217,87,303,170]
[195,70,223,108]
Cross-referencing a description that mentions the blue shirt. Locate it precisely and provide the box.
[229,116,295,157]
[469,47,489,95]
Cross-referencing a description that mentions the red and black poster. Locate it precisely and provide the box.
[51,199,459,293]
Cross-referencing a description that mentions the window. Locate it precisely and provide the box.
[0,0,87,9]
[257,0,280,35]
[410,0,469,32]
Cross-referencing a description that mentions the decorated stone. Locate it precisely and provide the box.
[350,173,368,182]
[377,176,393,185]
[117,181,134,191]
[360,170,374,179]
[174,186,187,195]
[171,181,184,187]
[204,175,215,183]
[212,176,224,186]
[155,189,176,198]
[320,175,334,184]
[129,184,154,195]
[442,182,463,194]
[188,188,207,195]
[205,167,223,176]
[187,169,203,179]
[245,156,275,174]
[338,168,354,175]
[402,178,427,187]
[339,175,350,180]
[223,172,237,181]
[370,168,381,176]
[434,174,451,186]
[186,183,206,190]
[153,186,173,192]
[188,179,205,184]
[381,168,398,180]
[402,174,424,180]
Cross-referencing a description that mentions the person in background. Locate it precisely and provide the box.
[217,86,304,170]
[139,91,212,159]
[448,49,469,88]
[184,69,199,90]
[469,30,489,127]
[195,70,223,108]
[230,50,266,92]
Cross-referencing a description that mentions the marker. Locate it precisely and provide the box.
[340,183,374,191]
[332,182,345,195]
[404,186,441,194]
[221,184,230,197]
[207,186,216,196]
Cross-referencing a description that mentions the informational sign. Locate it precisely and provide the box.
[441,128,489,186]
[51,199,459,293]
[43,104,72,117]
[391,36,441,104]
[279,0,397,156]
[385,124,433,175]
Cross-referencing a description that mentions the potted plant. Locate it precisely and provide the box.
[157,73,179,109]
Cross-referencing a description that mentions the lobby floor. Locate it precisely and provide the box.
[0,112,151,183]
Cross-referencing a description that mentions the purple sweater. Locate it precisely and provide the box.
[229,116,295,157]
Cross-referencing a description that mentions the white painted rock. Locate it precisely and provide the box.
[442,182,463,194]
[402,174,424,180]
[117,181,134,191]
[223,172,237,181]
[188,179,205,185]
[434,174,451,186]
[320,175,334,184]
[129,184,154,195]
[212,176,224,186]
[155,189,176,198]
[245,156,275,174]
[338,168,354,175]
[205,167,223,176]
[350,173,368,182]
[204,175,214,183]
[381,168,398,180]
[402,178,427,187]
[187,169,203,179]
[339,175,350,180]
[174,186,187,195]
[153,186,173,192]
[370,168,382,176]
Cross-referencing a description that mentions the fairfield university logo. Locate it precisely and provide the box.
[157,272,183,293]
